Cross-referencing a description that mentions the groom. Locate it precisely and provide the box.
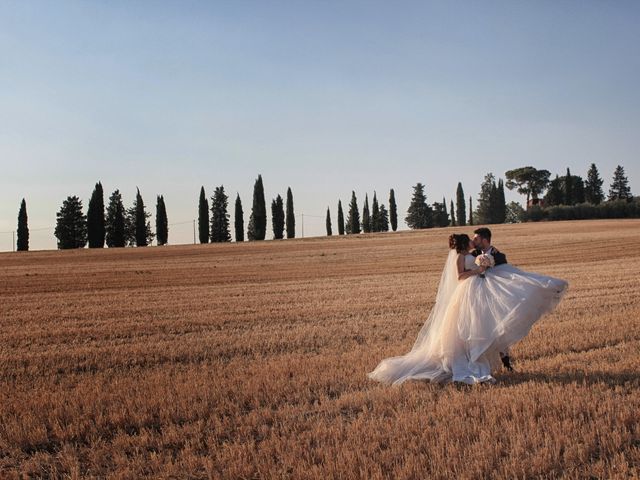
[471,227,514,371]
[472,227,507,266]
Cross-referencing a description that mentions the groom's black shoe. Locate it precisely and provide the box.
[500,353,514,371]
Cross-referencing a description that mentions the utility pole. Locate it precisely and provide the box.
[301,213,304,238]
[12,231,15,252]
[193,219,196,244]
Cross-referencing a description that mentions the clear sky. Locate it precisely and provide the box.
[1,1,638,251]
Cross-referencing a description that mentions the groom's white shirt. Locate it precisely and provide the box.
[482,245,494,254]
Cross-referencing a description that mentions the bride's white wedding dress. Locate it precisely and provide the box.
[367,250,568,385]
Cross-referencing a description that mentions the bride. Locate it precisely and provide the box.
[367,233,568,385]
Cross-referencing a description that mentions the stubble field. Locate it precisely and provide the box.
[1,219,639,479]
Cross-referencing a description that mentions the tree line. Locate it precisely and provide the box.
[12,164,635,251]
[402,163,635,231]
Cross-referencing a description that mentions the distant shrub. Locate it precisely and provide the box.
[523,198,639,222]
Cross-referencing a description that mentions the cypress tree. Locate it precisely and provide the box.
[105,190,126,248]
[156,195,168,245]
[573,176,586,204]
[442,197,449,226]
[198,186,209,243]
[476,173,496,224]
[133,188,152,247]
[17,198,29,251]
[55,196,87,249]
[585,163,604,205]
[405,183,433,229]
[456,182,466,227]
[326,207,332,236]
[337,200,345,235]
[450,200,456,226]
[247,174,267,241]
[210,185,232,242]
[469,196,473,226]
[432,201,448,227]
[235,193,244,242]
[379,204,389,231]
[345,191,361,234]
[564,168,573,206]
[544,175,564,206]
[371,192,380,232]
[270,194,285,240]
[286,187,295,239]
[496,179,506,223]
[87,181,105,248]
[389,189,398,232]
[362,194,371,233]
[608,165,632,201]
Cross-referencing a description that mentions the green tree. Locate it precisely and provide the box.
[573,176,586,204]
[270,194,285,240]
[155,195,168,245]
[564,168,573,206]
[371,192,380,232]
[128,188,153,247]
[55,196,87,249]
[337,200,345,235]
[505,201,525,223]
[456,182,466,227]
[405,183,433,229]
[286,187,295,239]
[87,181,105,248]
[235,193,244,242]
[495,179,507,223]
[17,198,29,251]
[345,191,361,234]
[326,207,332,236]
[211,185,231,242]
[247,174,267,241]
[608,165,632,201]
[389,189,398,232]
[544,175,564,206]
[476,173,496,224]
[450,199,456,226]
[432,201,449,227]
[469,196,473,226]
[105,190,126,248]
[585,163,604,205]
[505,167,551,208]
[198,186,209,244]
[362,194,371,233]
[379,204,389,231]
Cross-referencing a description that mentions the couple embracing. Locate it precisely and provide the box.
[367,227,568,386]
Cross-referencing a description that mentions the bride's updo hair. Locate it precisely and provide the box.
[449,233,470,253]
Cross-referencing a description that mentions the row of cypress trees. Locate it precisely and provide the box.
[543,164,632,207]
[197,175,296,243]
[337,189,398,235]
[405,182,475,229]
[15,164,634,250]
[51,183,166,250]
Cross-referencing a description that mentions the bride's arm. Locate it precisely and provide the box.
[456,253,486,281]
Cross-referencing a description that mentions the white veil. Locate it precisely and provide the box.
[367,249,461,385]
[409,249,460,353]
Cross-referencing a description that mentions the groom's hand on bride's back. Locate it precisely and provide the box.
[493,249,507,265]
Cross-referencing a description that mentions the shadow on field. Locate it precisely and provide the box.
[496,370,640,388]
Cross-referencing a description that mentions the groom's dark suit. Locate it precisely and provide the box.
[472,246,508,266]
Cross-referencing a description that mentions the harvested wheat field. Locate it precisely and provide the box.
[1,219,639,479]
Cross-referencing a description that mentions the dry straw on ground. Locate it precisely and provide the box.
[1,219,639,479]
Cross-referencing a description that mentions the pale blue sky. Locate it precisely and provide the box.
[1,1,638,250]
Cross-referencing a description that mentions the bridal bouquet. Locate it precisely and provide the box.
[475,253,495,268]
[475,253,495,278]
